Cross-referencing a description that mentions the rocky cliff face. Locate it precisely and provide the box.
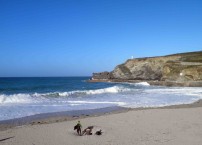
[162,53,202,82]
[112,56,180,80]
[92,51,202,84]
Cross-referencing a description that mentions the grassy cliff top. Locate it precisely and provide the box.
[175,51,202,62]
[129,51,202,63]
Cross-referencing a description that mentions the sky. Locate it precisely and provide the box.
[0,0,202,77]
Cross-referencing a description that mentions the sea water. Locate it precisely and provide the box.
[0,77,202,121]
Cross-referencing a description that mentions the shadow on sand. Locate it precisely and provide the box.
[0,136,14,142]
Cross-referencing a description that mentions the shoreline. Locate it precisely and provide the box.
[88,79,202,87]
[1,99,202,131]
[0,106,127,131]
[1,100,202,145]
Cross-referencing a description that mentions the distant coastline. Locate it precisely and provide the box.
[90,51,202,87]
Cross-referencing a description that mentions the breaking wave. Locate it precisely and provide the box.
[0,85,131,104]
[0,93,33,104]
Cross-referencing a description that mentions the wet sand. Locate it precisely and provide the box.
[0,106,127,131]
[0,100,202,145]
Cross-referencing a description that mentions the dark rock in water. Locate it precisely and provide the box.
[91,51,202,86]
[92,71,114,80]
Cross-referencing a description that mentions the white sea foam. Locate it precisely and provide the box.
[122,98,199,108]
[68,100,126,106]
[135,82,150,86]
[123,82,150,86]
[85,86,125,94]
[0,94,33,104]
[145,87,202,97]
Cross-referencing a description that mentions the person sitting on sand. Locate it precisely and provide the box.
[82,126,94,135]
[74,121,82,136]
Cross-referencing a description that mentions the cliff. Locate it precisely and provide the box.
[91,51,202,86]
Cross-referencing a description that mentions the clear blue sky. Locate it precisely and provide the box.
[0,0,202,77]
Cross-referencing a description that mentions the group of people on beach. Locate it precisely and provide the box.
[74,121,102,136]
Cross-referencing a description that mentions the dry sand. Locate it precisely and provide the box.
[1,103,202,145]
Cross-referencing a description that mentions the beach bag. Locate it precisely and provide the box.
[95,130,102,135]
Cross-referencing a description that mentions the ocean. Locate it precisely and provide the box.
[0,77,202,121]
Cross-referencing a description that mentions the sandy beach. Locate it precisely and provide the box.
[1,0,202,144]
[1,101,202,145]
